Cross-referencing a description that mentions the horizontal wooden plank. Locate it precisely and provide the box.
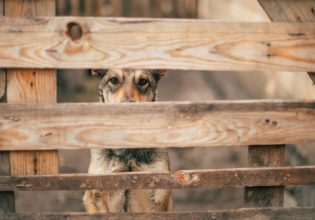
[0,166,314,191]
[1,207,315,220]
[1,100,315,150]
[0,17,314,71]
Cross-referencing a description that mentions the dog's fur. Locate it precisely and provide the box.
[83,69,172,213]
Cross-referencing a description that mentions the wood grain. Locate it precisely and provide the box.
[0,17,314,71]
[0,166,314,191]
[0,100,315,150]
[0,0,15,213]
[258,0,315,84]
[245,145,285,207]
[1,207,315,220]
[5,0,59,177]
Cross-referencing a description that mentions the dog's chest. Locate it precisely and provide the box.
[106,149,156,169]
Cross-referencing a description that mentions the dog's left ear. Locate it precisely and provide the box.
[91,69,109,79]
[150,69,166,82]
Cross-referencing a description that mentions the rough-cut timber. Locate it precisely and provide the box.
[258,0,315,22]
[1,100,315,150]
[245,145,285,207]
[258,0,315,84]
[0,0,15,213]
[1,207,315,220]
[0,17,314,71]
[0,166,314,191]
[5,0,59,177]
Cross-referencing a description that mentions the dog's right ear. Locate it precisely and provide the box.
[91,69,109,79]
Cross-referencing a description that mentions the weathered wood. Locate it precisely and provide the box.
[1,100,315,150]
[257,0,315,208]
[245,145,285,207]
[4,0,59,179]
[0,17,314,71]
[0,166,314,191]
[258,0,315,22]
[0,153,15,213]
[0,0,15,213]
[258,0,315,84]
[1,207,315,220]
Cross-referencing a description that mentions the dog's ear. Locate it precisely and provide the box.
[150,69,166,82]
[91,69,109,79]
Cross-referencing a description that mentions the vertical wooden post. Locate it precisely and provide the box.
[2,0,59,211]
[245,145,285,207]
[0,152,15,213]
[0,0,15,213]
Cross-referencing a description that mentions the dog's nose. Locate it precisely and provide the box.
[121,100,135,103]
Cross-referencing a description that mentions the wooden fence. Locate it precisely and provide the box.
[0,0,315,219]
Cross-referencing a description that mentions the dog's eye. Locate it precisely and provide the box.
[109,77,119,85]
[138,78,148,86]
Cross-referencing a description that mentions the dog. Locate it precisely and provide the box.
[83,69,172,213]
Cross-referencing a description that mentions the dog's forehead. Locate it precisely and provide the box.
[111,69,150,77]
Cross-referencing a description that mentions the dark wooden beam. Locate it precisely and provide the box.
[0,166,314,191]
[245,145,285,207]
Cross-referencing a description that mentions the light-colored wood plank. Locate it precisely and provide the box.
[5,0,59,177]
[6,70,56,104]
[1,207,315,220]
[258,0,315,84]
[1,100,315,150]
[245,145,285,207]
[0,17,314,71]
[0,166,314,191]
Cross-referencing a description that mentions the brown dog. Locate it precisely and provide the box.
[83,69,172,213]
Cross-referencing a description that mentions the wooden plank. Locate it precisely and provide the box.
[1,100,315,150]
[0,166,314,191]
[258,0,315,84]
[4,0,59,179]
[0,17,314,71]
[245,145,285,207]
[258,0,315,22]
[1,207,315,220]
[0,0,15,213]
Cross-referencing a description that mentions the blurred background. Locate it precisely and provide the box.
[16,0,315,212]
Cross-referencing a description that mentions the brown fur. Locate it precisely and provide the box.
[83,69,172,213]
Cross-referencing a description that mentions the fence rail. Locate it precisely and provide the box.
[1,100,315,150]
[0,17,314,71]
[0,166,314,191]
[1,207,315,220]
[1,0,315,218]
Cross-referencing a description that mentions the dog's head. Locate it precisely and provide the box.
[92,69,165,103]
